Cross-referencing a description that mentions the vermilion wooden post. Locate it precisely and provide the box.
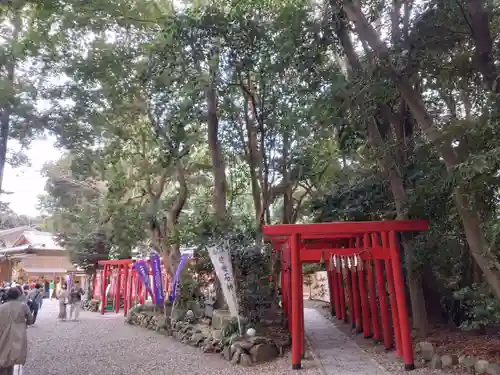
[123,264,129,316]
[366,234,381,342]
[367,259,381,342]
[281,244,288,321]
[332,263,341,319]
[281,251,286,313]
[327,260,335,316]
[346,268,356,327]
[115,266,121,313]
[372,233,392,349]
[138,279,144,305]
[92,274,97,298]
[382,231,402,357]
[337,262,346,321]
[136,273,141,305]
[351,263,362,333]
[357,236,371,338]
[299,267,305,358]
[127,268,134,311]
[282,244,292,332]
[101,266,108,315]
[287,269,292,333]
[290,233,302,370]
[389,231,415,370]
[288,247,293,330]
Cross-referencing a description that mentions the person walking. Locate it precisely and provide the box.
[49,280,55,300]
[57,284,69,321]
[20,286,29,303]
[26,284,42,325]
[0,287,34,375]
[69,281,84,321]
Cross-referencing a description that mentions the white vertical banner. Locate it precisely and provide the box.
[207,246,239,318]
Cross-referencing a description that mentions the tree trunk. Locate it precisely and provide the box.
[242,95,264,239]
[147,163,187,278]
[207,65,227,223]
[367,120,430,335]
[0,10,20,194]
[464,0,499,92]
[332,8,429,334]
[282,130,293,224]
[343,0,500,300]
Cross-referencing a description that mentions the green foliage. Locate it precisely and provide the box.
[11,0,500,335]
[454,284,500,330]
[303,263,324,276]
[222,317,242,338]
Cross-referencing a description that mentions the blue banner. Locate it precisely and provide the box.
[133,260,153,298]
[150,252,164,305]
[169,254,190,302]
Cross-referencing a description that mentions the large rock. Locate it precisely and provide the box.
[441,354,458,368]
[430,355,443,369]
[125,310,135,324]
[204,297,215,318]
[249,343,279,364]
[475,360,490,374]
[212,310,232,330]
[417,341,435,361]
[141,300,155,312]
[232,340,254,353]
[211,329,223,340]
[459,356,477,371]
[487,363,500,375]
[202,343,215,353]
[190,333,205,347]
[249,336,269,345]
[222,345,232,361]
[230,349,242,365]
[171,308,187,322]
[239,353,253,367]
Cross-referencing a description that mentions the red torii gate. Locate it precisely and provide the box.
[95,259,170,316]
[263,220,428,371]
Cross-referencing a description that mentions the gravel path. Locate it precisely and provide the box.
[24,300,320,375]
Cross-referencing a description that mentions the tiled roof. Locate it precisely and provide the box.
[0,226,32,238]
[21,267,70,273]
[14,231,64,250]
[0,244,31,255]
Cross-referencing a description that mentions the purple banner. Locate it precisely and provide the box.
[66,274,72,290]
[150,252,164,305]
[169,254,190,302]
[133,260,153,297]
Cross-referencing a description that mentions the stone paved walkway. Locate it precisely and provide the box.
[304,308,389,375]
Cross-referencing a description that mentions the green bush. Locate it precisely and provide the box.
[454,283,500,331]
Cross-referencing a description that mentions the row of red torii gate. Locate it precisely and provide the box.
[91,219,428,371]
[91,258,170,315]
[264,220,428,371]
